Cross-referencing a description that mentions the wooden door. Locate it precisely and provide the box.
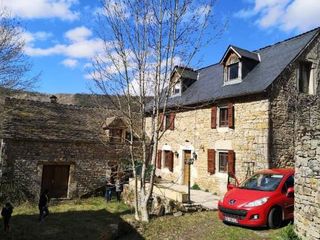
[41,165,70,198]
[183,150,191,185]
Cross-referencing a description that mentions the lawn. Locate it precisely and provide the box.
[0,197,285,240]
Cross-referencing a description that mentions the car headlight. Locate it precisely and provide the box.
[244,197,269,207]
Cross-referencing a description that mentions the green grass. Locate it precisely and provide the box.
[1,197,284,240]
[0,197,136,240]
[141,211,283,240]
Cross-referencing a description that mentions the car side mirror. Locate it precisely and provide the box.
[286,187,294,198]
[227,184,236,191]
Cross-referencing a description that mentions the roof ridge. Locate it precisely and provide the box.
[255,27,320,52]
[4,97,101,110]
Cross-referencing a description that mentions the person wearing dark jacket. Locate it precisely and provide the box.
[1,202,13,232]
[38,189,49,222]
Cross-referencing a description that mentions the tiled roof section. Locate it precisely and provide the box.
[175,66,198,80]
[163,27,319,108]
[230,45,260,62]
[1,98,107,142]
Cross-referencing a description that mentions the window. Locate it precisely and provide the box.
[227,62,239,80]
[298,61,315,94]
[172,81,181,96]
[282,175,294,193]
[165,114,171,129]
[218,152,228,173]
[164,151,173,172]
[219,107,228,127]
[109,129,123,143]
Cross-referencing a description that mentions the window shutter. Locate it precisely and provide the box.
[211,106,217,129]
[208,149,216,174]
[228,150,235,175]
[228,103,234,128]
[169,151,174,172]
[159,113,164,131]
[157,150,162,169]
[169,113,175,130]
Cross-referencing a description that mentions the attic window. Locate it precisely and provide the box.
[298,61,315,95]
[171,81,181,96]
[227,63,239,80]
[224,54,241,84]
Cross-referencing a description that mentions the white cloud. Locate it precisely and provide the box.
[20,30,53,44]
[236,0,320,32]
[24,26,104,59]
[1,0,79,21]
[61,58,78,68]
[96,0,130,19]
[65,26,92,42]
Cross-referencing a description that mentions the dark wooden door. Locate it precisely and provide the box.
[41,165,70,198]
[183,150,191,185]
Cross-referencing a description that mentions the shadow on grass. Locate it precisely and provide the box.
[222,219,293,231]
[0,209,144,240]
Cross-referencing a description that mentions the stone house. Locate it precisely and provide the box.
[146,28,320,196]
[0,96,132,200]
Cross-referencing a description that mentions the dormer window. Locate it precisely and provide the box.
[220,46,260,85]
[171,80,181,96]
[227,62,239,80]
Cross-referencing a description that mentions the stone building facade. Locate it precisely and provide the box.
[146,28,320,197]
[0,97,130,201]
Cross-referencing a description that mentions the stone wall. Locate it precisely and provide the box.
[293,36,320,240]
[270,35,320,168]
[0,139,128,200]
[146,96,270,195]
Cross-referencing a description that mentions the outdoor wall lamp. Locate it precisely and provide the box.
[192,152,197,161]
[174,151,179,158]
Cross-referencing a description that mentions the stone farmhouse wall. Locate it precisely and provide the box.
[146,96,270,195]
[293,37,320,240]
[0,139,125,200]
[294,97,320,240]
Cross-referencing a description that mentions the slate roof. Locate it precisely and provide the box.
[161,27,319,109]
[1,98,107,142]
[222,45,260,62]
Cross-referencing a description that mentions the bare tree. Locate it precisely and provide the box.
[0,10,37,91]
[90,0,223,222]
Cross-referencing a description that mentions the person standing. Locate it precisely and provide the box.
[105,180,114,202]
[1,202,13,232]
[38,189,49,222]
[115,179,122,202]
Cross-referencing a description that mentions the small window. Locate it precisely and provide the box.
[164,151,171,168]
[218,152,228,173]
[171,81,181,96]
[109,129,123,143]
[165,114,171,129]
[298,61,315,94]
[219,107,228,127]
[227,62,239,80]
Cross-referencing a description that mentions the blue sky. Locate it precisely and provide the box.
[1,0,320,94]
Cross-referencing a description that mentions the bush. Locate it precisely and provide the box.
[191,184,201,190]
[277,224,301,240]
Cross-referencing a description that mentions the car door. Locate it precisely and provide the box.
[281,175,294,219]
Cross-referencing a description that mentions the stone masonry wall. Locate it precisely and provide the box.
[146,96,270,195]
[270,35,320,168]
[294,36,320,240]
[294,97,320,240]
[0,139,126,200]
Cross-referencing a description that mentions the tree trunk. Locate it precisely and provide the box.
[139,192,150,222]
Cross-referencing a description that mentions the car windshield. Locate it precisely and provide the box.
[240,173,284,191]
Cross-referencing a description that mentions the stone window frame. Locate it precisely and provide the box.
[297,60,317,95]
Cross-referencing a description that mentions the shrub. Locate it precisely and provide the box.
[191,184,201,190]
[277,224,301,240]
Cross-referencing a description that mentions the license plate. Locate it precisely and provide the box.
[224,216,238,223]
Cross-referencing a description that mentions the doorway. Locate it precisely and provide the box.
[183,150,191,185]
[41,165,70,198]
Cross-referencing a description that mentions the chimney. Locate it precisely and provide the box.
[50,95,57,103]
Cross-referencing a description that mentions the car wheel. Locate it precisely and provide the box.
[268,207,282,229]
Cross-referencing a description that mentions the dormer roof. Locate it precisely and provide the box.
[220,45,260,64]
[172,66,198,80]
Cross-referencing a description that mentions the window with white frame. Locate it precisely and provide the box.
[171,80,181,96]
[224,55,241,84]
[219,106,228,127]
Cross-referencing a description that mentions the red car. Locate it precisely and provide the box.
[218,168,294,228]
